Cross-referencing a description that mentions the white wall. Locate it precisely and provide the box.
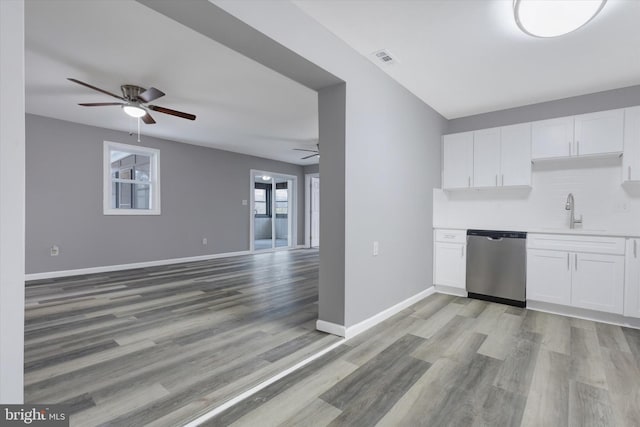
[434,158,640,236]
[0,0,25,403]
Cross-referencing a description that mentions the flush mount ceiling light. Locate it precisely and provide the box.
[514,0,607,38]
[122,104,147,118]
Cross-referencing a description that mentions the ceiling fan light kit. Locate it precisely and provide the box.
[513,0,607,38]
[122,105,146,118]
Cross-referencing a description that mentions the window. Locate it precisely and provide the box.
[104,141,160,215]
[254,183,271,217]
[275,188,288,215]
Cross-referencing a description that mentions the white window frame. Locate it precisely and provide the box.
[103,141,161,215]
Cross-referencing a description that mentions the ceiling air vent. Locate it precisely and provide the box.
[371,49,397,65]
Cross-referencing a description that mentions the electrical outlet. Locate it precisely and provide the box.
[50,245,59,256]
[373,241,379,256]
[202,237,208,245]
[242,199,248,206]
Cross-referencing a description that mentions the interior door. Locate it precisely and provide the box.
[311,177,320,248]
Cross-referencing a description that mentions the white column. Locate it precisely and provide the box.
[0,0,26,404]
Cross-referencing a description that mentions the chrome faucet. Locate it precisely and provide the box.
[565,193,583,229]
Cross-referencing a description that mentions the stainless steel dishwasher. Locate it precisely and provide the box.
[466,229,527,307]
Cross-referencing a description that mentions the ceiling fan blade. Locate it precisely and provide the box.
[78,102,125,107]
[141,113,156,125]
[293,148,319,153]
[68,78,125,101]
[138,87,165,103]
[148,105,196,120]
[301,153,320,160]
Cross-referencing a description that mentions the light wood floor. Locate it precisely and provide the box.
[24,249,339,426]
[207,293,640,427]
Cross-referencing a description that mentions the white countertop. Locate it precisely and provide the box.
[433,225,640,238]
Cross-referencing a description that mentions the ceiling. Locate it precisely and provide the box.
[293,0,640,119]
[25,0,319,165]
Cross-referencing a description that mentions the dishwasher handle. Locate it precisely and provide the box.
[486,236,503,241]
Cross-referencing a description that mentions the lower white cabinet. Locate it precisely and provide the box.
[527,234,625,315]
[624,238,640,318]
[527,249,571,305]
[434,229,466,290]
[572,252,624,314]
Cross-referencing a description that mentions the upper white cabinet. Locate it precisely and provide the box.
[624,238,640,318]
[532,117,574,160]
[501,123,532,187]
[442,132,473,189]
[473,128,501,188]
[623,106,640,183]
[574,109,624,156]
[531,109,624,160]
[444,124,531,190]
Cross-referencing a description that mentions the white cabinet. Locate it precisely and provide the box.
[526,234,625,315]
[444,124,531,190]
[572,252,624,314]
[532,109,624,160]
[527,249,571,305]
[442,132,473,189]
[624,238,640,318]
[532,117,573,160]
[473,128,501,188]
[623,106,640,183]
[434,229,466,291]
[574,109,624,157]
[501,123,532,187]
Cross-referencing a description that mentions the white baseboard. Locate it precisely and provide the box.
[316,320,346,337]
[434,284,467,297]
[527,300,640,329]
[317,287,436,339]
[25,250,251,281]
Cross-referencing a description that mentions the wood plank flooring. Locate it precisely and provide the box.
[207,293,640,427]
[24,249,340,427]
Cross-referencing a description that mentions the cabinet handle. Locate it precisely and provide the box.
[501,174,504,186]
[575,253,578,270]
[468,176,471,188]
[495,175,498,186]
[635,240,637,258]
[629,166,632,181]
[577,140,580,156]
[569,142,572,156]
[461,246,464,258]
[567,253,570,270]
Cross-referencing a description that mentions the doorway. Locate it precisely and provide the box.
[250,170,297,252]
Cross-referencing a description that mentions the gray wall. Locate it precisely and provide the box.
[210,1,448,327]
[303,163,319,175]
[26,114,306,274]
[448,84,640,133]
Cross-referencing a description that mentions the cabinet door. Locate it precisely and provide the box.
[532,117,574,160]
[624,239,640,318]
[434,242,466,289]
[443,132,473,189]
[473,128,501,188]
[623,106,640,182]
[572,252,624,314]
[501,123,532,187]
[527,249,571,305]
[574,109,624,157]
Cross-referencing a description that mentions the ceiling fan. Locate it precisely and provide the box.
[68,78,196,124]
[293,144,319,160]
